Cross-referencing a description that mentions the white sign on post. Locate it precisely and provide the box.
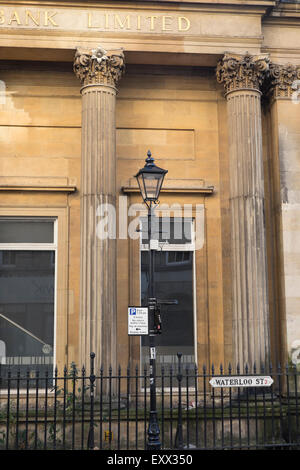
[209,376,274,388]
[128,307,149,336]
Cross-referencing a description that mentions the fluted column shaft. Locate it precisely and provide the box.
[228,89,269,369]
[74,47,125,375]
[217,53,270,369]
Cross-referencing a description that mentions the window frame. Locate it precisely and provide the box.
[0,206,69,387]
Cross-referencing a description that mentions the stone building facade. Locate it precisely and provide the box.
[0,0,300,374]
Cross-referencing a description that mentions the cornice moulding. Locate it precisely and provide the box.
[122,187,214,195]
[0,177,77,193]
[122,178,214,195]
[0,186,77,192]
[1,0,276,9]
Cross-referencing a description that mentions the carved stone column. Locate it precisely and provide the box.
[265,63,300,365]
[74,46,125,374]
[267,63,300,100]
[217,53,270,369]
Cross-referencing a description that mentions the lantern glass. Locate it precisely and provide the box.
[135,151,167,204]
[144,173,164,201]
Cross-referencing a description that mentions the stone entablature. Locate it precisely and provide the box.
[0,1,272,62]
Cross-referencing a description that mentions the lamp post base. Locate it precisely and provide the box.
[147,411,161,450]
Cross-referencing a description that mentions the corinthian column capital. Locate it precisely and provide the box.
[73,45,125,89]
[216,52,269,95]
[267,63,300,99]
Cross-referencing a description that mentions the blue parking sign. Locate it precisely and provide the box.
[128,306,148,335]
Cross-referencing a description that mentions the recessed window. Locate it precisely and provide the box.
[140,218,196,375]
[0,218,56,387]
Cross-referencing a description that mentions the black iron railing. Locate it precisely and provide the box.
[0,353,300,450]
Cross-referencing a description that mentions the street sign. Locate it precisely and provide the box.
[209,376,274,388]
[128,307,149,335]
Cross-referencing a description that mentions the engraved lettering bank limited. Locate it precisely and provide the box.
[0,8,191,33]
[87,12,191,32]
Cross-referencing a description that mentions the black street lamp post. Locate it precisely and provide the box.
[135,150,168,450]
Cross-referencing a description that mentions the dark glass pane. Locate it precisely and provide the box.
[142,217,192,245]
[141,250,195,376]
[0,250,55,386]
[0,220,54,243]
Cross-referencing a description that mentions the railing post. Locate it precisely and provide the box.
[87,352,96,450]
[175,352,184,449]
